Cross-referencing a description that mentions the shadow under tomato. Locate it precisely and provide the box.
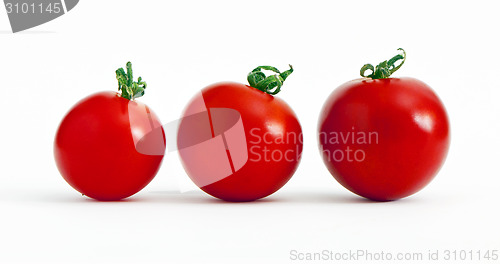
[40,189,423,204]
[263,191,423,205]
[39,193,149,203]
[142,190,422,205]
[145,190,281,205]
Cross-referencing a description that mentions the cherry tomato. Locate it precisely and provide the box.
[318,49,450,201]
[54,63,165,201]
[177,66,302,202]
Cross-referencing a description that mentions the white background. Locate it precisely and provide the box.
[1,1,499,263]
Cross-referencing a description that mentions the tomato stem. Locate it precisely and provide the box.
[116,62,147,100]
[247,65,294,95]
[360,48,406,79]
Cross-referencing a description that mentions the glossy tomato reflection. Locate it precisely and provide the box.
[178,81,303,202]
[54,62,165,201]
[318,77,450,201]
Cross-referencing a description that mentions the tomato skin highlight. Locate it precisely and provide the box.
[318,77,450,201]
[54,91,165,201]
[178,82,303,202]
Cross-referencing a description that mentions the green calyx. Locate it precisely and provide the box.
[247,65,294,95]
[360,48,406,79]
[116,62,147,100]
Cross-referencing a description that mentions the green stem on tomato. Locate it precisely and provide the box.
[360,48,406,79]
[116,62,147,100]
[247,65,294,95]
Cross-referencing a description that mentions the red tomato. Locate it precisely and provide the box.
[54,63,165,201]
[178,73,302,201]
[318,50,450,201]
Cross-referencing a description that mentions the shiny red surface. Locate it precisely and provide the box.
[318,78,450,201]
[178,82,303,202]
[54,92,165,200]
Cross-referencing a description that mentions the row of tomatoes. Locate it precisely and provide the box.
[54,49,450,202]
